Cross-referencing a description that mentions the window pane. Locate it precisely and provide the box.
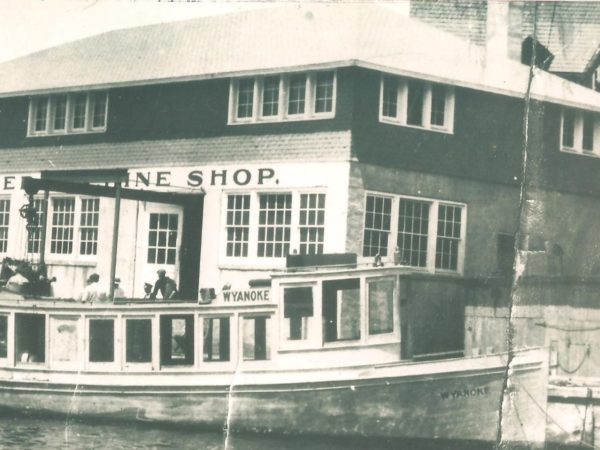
[362,195,392,257]
[0,199,10,253]
[92,92,108,128]
[323,279,361,342]
[314,71,334,113]
[160,315,194,366]
[430,84,446,127]
[288,74,306,115]
[435,204,462,271]
[382,76,398,118]
[71,93,87,130]
[226,194,251,257]
[406,79,424,126]
[203,317,230,362]
[80,198,99,255]
[398,199,430,267]
[369,279,394,335]
[284,287,313,340]
[262,76,279,117]
[147,213,178,264]
[583,112,595,152]
[0,316,7,358]
[126,319,152,363]
[562,109,575,148]
[15,313,45,363]
[89,319,114,363]
[33,97,48,132]
[53,95,68,131]
[50,317,79,364]
[299,193,325,255]
[50,198,75,255]
[243,316,269,360]
[27,199,46,254]
[237,78,254,119]
[257,193,292,257]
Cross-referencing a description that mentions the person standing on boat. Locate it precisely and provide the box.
[150,269,178,300]
[113,278,126,299]
[78,273,107,302]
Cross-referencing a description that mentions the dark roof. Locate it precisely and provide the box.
[0,132,352,173]
[0,4,599,111]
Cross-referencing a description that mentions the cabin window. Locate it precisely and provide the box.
[147,213,178,265]
[226,194,251,257]
[0,315,7,358]
[561,108,599,156]
[257,194,292,258]
[160,315,194,366]
[15,313,45,363]
[28,91,108,136]
[49,197,100,257]
[229,71,336,124]
[362,195,392,257]
[27,198,46,254]
[50,317,79,364]
[322,279,361,342]
[203,317,230,362]
[283,287,314,340]
[125,319,152,363]
[242,316,269,360]
[380,75,454,133]
[0,199,9,254]
[368,279,394,335]
[89,319,114,363]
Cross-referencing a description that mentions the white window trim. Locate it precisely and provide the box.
[360,191,467,274]
[219,189,328,267]
[27,92,109,137]
[560,108,600,157]
[45,195,100,263]
[379,74,455,134]
[0,196,10,257]
[228,71,336,125]
[278,281,320,352]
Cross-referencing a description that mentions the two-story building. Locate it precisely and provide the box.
[0,4,600,372]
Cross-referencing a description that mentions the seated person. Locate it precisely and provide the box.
[78,273,108,302]
[150,269,178,300]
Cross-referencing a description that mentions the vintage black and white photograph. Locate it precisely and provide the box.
[0,0,599,448]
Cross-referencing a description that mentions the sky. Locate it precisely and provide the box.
[0,0,410,63]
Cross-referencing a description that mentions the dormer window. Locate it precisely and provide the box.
[228,71,336,124]
[561,107,598,156]
[28,91,108,137]
[380,75,454,133]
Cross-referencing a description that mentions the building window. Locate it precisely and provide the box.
[380,75,454,133]
[561,108,599,155]
[27,199,46,254]
[28,91,108,136]
[283,287,314,340]
[0,199,9,254]
[299,193,325,255]
[49,197,99,257]
[242,316,269,360]
[203,317,230,362]
[147,213,178,265]
[362,193,466,272]
[226,194,250,257]
[323,279,361,342]
[229,71,336,124]
[89,319,114,363]
[125,319,152,363]
[257,194,292,258]
[362,195,392,257]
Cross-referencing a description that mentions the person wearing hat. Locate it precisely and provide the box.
[150,269,178,300]
[113,277,126,299]
[143,282,153,299]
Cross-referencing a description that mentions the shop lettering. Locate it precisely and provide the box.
[439,386,490,400]
[128,168,276,188]
[0,176,16,191]
[222,289,270,303]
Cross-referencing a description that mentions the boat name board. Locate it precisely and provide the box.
[219,289,271,304]
[439,386,490,400]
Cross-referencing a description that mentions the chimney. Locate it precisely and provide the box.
[486,1,509,63]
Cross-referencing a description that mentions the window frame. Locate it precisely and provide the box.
[560,107,600,157]
[228,70,337,124]
[220,189,328,266]
[0,197,10,256]
[201,314,234,367]
[278,282,319,351]
[86,316,118,370]
[27,91,109,137]
[379,74,455,134]
[361,191,467,274]
[122,315,155,370]
[239,312,273,363]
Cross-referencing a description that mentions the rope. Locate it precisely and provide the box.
[557,348,590,375]
[536,321,600,332]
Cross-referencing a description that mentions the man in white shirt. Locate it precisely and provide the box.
[78,273,107,302]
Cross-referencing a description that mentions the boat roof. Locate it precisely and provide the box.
[0,4,599,112]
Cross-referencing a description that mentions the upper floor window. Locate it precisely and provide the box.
[561,108,599,156]
[380,75,454,133]
[229,71,336,124]
[223,191,326,260]
[28,91,108,137]
[362,193,466,273]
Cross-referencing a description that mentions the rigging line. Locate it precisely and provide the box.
[535,321,600,332]
[557,348,590,375]
[520,382,600,450]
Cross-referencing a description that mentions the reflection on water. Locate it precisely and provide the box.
[0,414,578,450]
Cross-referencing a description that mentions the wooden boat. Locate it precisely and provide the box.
[0,175,549,446]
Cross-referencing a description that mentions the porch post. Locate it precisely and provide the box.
[108,182,122,301]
